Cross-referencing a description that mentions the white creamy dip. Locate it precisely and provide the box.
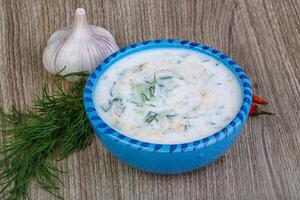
[94,48,242,144]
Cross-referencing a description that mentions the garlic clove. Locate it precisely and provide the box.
[42,8,119,80]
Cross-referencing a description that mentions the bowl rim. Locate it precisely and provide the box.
[84,39,253,153]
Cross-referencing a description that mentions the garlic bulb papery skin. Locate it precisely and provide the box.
[42,8,119,80]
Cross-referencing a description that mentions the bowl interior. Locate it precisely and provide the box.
[84,39,253,152]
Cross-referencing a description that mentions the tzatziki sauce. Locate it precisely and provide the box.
[94,48,242,144]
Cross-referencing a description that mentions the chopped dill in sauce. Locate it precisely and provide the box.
[166,114,177,119]
[94,48,242,144]
[145,111,158,123]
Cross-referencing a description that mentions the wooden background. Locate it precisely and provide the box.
[0,0,300,199]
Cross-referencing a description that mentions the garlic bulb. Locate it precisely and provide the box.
[42,8,119,78]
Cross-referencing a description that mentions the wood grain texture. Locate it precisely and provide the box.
[0,0,300,199]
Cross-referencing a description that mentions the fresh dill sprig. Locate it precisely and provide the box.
[145,111,158,123]
[146,74,157,98]
[100,97,123,112]
[141,92,150,101]
[149,85,155,97]
[0,72,93,200]
[159,76,173,80]
[166,114,177,119]
[184,124,191,131]
[109,81,116,97]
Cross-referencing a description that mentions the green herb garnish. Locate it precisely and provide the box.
[141,93,150,101]
[147,74,157,98]
[208,121,216,126]
[159,76,173,80]
[202,59,210,62]
[145,74,157,85]
[134,75,159,103]
[184,124,191,131]
[138,63,147,71]
[133,84,147,102]
[145,111,158,123]
[100,97,123,112]
[112,97,122,103]
[149,85,155,97]
[109,81,116,97]
[0,72,93,200]
[183,115,199,119]
[101,102,112,112]
[166,114,177,119]
[128,101,143,108]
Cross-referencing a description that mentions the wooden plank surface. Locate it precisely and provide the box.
[0,0,300,199]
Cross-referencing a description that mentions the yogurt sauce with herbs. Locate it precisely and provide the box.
[94,48,242,144]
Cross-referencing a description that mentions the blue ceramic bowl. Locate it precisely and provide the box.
[84,39,253,174]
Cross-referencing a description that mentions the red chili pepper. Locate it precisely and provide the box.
[253,94,269,105]
[249,103,274,116]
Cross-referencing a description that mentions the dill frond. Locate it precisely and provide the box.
[0,72,93,200]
